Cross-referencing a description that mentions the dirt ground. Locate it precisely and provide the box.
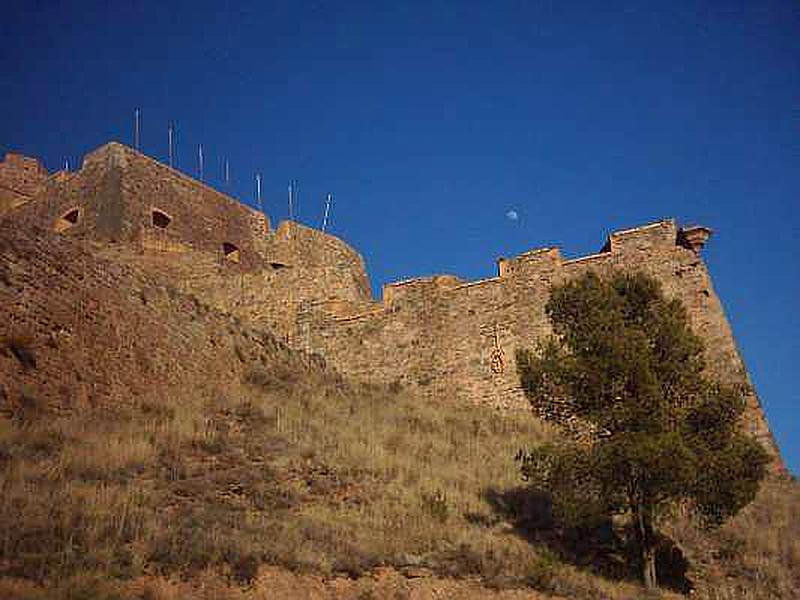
[0,567,565,600]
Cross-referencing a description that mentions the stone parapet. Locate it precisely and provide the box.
[1,141,782,469]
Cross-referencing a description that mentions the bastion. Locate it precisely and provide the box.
[0,143,782,464]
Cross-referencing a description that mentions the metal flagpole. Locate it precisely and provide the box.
[322,193,332,232]
[198,144,204,181]
[168,123,174,167]
[256,173,262,213]
[288,181,294,221]
[134,109,141,150]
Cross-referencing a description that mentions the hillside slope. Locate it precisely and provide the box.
[0,224,797,599]
[0,222,315,415]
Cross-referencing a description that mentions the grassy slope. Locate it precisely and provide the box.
[0,358,797,599]
[0,226,796,599]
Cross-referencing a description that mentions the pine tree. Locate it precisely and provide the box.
[515,271,769,589]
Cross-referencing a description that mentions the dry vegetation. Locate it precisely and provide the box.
[0,360,797,599]
[664,478,800,599]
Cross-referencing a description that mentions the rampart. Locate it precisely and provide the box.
[296,220,778,460]
[0,152,48,214]
[0,143,781,463]
[0,144,372,334]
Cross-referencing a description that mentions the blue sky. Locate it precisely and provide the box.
[1,1,797,473]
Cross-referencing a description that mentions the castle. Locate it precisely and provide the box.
[0,142,781,462]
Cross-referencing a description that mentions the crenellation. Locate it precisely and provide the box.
[0,141,783,468]
[501,247,562,281]
[606,219,677,253]
[0,152,49,214]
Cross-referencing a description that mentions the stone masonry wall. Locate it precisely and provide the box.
[2,143,372,322]
[116,220,375,342]
[0,153,49,214]
[0,220,329,417]
[79,143,272,268]
[1,158,114,237]
[3,143,271,269]
[0,142,781,465]
[300,220,780,461]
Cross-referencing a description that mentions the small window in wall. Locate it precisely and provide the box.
[152,209,172,229]
[222,242,240,263]
[54,207,80,232]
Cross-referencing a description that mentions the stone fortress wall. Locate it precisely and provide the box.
[0,153,49,214]
[0,143,372,336]
[0,143,781,462]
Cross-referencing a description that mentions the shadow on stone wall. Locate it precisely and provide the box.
[482,486,693,594]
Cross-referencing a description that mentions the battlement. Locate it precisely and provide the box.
[4,141,276,261]
[380,220,704,307]
[0,151,50,214]
[296,217,778,464]
[0,141,780,466]
[1,152,48,174]
[2,141,373,341]
[82,142,251,212]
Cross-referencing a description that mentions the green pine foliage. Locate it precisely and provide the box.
[516,271,770,589]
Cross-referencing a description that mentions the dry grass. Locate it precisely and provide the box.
[0,364,796,599]
[663,477,800,599]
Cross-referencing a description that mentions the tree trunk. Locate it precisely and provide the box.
[635,502,658,589]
